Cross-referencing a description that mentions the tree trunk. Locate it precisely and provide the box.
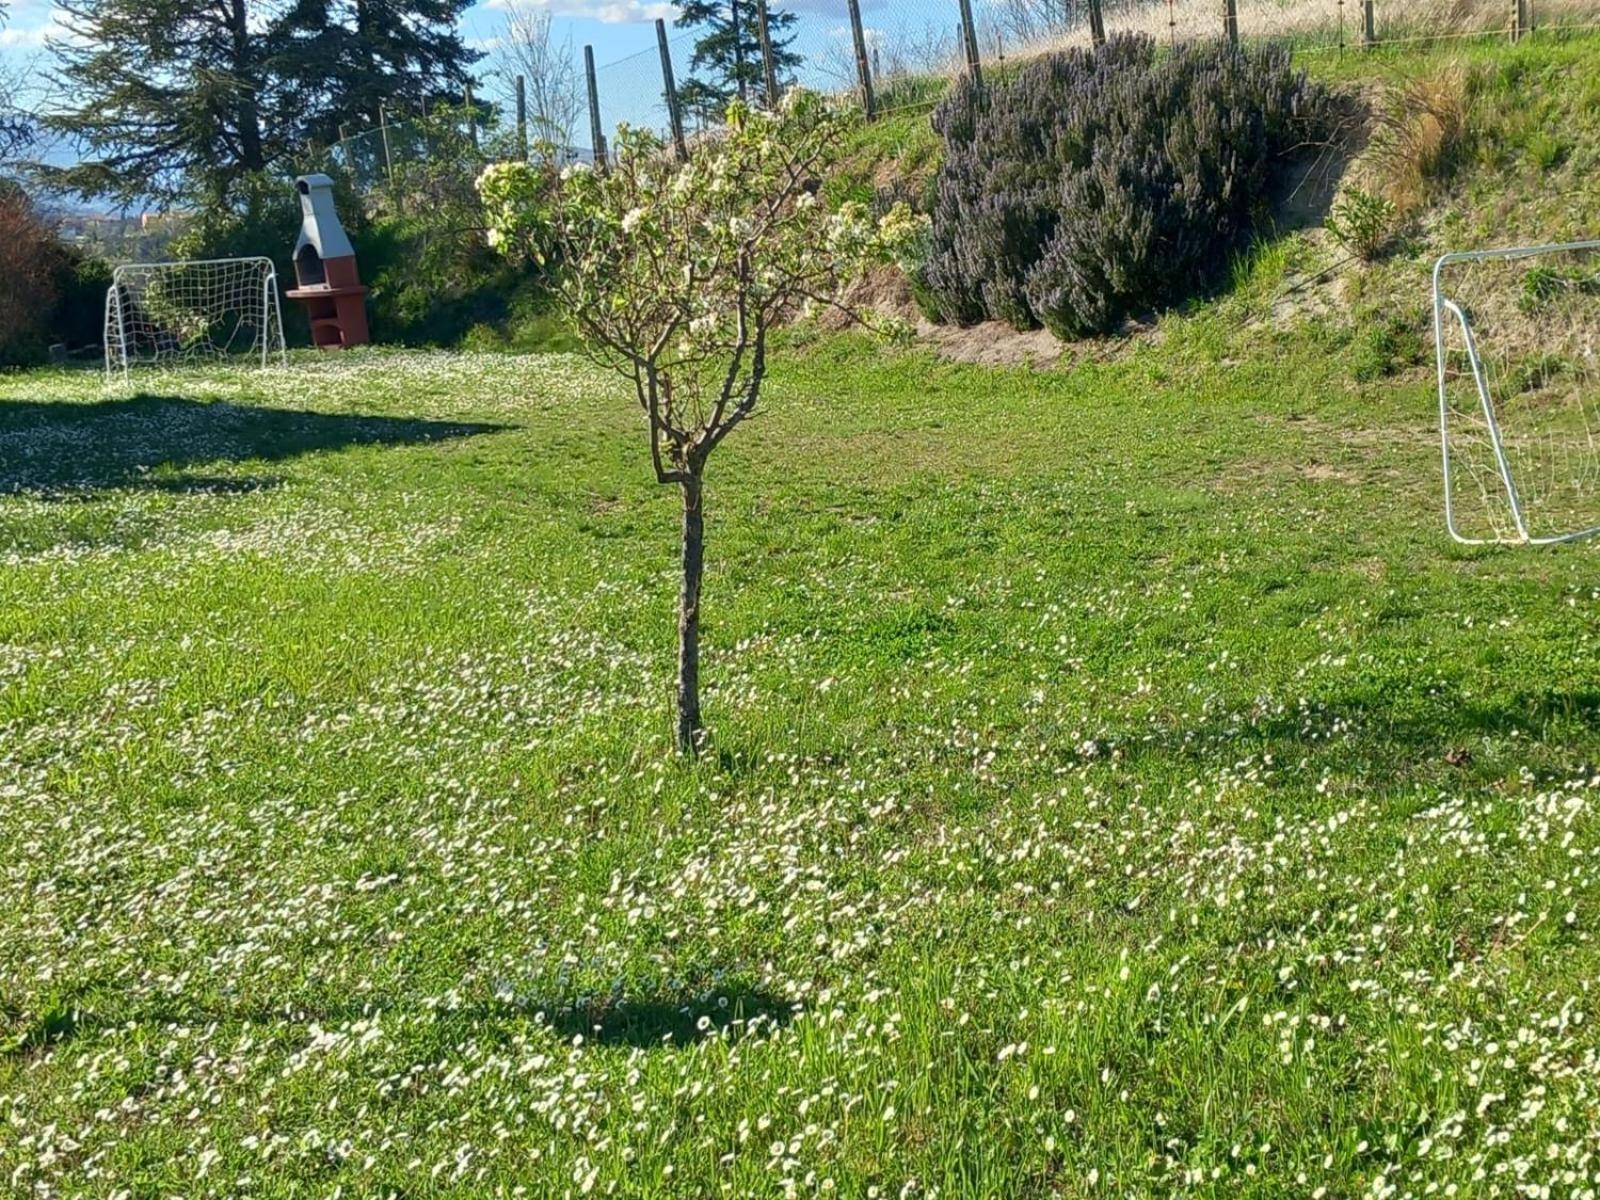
[676,473,705,755]
[229,0,265,172]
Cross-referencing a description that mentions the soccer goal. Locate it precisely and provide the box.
[104,257,287,380]
[1433,240,1600,545]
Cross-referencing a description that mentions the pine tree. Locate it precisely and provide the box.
[48,0,280,200]
[272,0,479,145]
[674,0,801,126]
[44,0,476,200]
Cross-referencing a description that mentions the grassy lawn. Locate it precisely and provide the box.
[4,299,1600,1196]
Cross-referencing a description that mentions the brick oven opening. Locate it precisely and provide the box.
[295,243,326,288]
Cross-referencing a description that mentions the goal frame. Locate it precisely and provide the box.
[1432,239,1600,546]
[104,256,289,381]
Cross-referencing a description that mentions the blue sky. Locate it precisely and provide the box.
[0,0,672,96]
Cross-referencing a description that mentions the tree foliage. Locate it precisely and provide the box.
[481,95,923,752]
[273,0,479,144]
[44,0,475,200]
[0,0,33,168]
[674,0,801,123]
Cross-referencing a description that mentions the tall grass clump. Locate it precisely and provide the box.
[919,35,1333,337]
[1367,64,1471,214]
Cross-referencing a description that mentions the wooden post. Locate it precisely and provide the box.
[1224,0,1239,44]
[846,0,876,119]
[464,82,477,150]
[756,0,780,106]
[584,45,608,171]
[337,123,352,173]
[1362,0,1376,46]
[1088,0,1106,46]
[656,19,688,161]
[378,102,394,186]
[957,0,982,87]
[1510,0,1528,39]
[515,74,528,159]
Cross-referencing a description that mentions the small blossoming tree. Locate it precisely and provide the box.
[481,94,923,754]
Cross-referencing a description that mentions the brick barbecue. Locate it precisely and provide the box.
[286,174,370,349]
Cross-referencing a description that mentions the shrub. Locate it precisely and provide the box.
[1326,187,1398,260]
[921,36,1332,338]
[0,186,63,364]
[1350,314,1424,382]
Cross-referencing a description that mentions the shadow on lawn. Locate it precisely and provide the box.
[0,393,509,497]
[523,987,798,1049]
[1098,685,1600,773]
[4,985,797,1060]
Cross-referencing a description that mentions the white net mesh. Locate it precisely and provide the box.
[104,257,287,378]
[1434,242,1600,545]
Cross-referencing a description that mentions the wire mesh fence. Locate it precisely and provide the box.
[324,0,1600,201]
[582,0,1600,139]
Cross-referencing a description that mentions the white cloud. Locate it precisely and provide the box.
[0,5,69,49]
[483,0,674,24]
[0,22,50,48]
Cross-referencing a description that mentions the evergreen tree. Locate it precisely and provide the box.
[48,0,281,200]
[272,0,479,145]
[674,0,801,125]
[44,0,476,200]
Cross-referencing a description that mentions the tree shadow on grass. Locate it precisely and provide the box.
[516,987,799,1049]
[3,984,797,1061]
[1096,685,1600,778]
[0,394,510,497]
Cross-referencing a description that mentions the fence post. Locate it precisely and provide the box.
[656,18,689,161]
[464,82,478,150]
[1510,0,1528,38]
[1362,0,1376,45]
[756,0,780,106]
[1088,0,1106,46]
[957,0,982,86]
[585,45,608,171]
[378,102,394,186]
[846,0,876,120]
[338,123,352,173]
[1224,0,1239,44]
[513,75,528,158]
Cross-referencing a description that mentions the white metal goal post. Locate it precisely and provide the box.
[104,256,288,380]
[1433,240,1600,546]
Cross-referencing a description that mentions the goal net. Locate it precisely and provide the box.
[1434,241,1600,545]
[104,257,287,379]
